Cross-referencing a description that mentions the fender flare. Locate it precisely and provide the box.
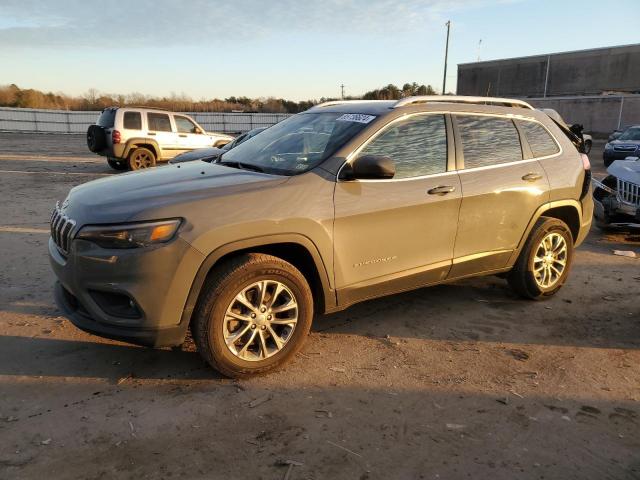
[507,199,584,266]
[178,233,336,329]
[123,138,162,160]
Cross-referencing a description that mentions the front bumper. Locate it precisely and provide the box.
[49,235,205,347]
[603,149,639,166]
[592,178,640,227]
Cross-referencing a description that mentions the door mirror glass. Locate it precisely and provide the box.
[342,154,395,180]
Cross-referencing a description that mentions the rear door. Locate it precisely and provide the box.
[449,114,550,277]
[333,113,462,305]
[146,112,179,159]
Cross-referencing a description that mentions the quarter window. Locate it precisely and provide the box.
[518,121,560,157]
[175,116,198,134]
[359,114,447,179]
[123,111,142,130]
[457,116,523,169]
[147,113,172,132]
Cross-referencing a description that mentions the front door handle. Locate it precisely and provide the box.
[428,185,456,195]
[522,172,543,182]
[179,134,187,138]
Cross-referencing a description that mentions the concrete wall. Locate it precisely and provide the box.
[527,95,640,138]
[0,107,291,134]
[457,44,640,97]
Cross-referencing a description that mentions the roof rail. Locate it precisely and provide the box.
[308,100,389,111]
[393,95,534,110]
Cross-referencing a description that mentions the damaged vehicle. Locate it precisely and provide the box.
[603,125,640,167]
[593,156,640,228]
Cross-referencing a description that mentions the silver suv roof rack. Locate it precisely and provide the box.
[393,95,534,110]
[309,100,390,110]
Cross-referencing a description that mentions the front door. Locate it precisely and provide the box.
[174,115,211,152]
[449,114,550,277]
[333,113,462,305]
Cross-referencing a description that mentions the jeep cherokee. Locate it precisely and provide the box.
[86,106,234,171]
[52,96,593,377]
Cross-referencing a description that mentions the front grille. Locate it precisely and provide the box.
[613,145,638,152]
[50,203,77,254]
[617,179,640,207]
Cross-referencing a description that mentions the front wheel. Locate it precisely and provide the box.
[107,157,128,171]
[508,217,574,299]
[192,253,313,378]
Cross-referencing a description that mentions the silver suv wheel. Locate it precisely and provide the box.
[223,280,298,361]
[533,232,568,289]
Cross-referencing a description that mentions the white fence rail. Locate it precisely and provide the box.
[0,107,292,134]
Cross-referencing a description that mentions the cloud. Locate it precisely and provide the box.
[0,0,516,48]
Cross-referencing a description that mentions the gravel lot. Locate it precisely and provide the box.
[0,133,638,479]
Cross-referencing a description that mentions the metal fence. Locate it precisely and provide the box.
[0,107,292,134]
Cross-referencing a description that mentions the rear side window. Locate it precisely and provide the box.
[518,121,560,157]
[123,111,142,130]
[457,116,523,169]
[147,113,172,132]
[96,109,116,128]
[360,114,447,179]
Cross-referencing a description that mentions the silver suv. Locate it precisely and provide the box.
[86,106,233,170]
[53,96,593,377]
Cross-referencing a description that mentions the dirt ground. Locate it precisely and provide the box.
[0,133,638,480]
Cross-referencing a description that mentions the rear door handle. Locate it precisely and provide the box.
[147,132,156,136]
[427,185,456,195]
[522,172,543,182]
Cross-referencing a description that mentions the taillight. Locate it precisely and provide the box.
[580,153,591,199]
[580,153,591,170]
[112,130,121,144]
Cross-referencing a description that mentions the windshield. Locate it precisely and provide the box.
[618,127,640,141]
[219,112,374,175]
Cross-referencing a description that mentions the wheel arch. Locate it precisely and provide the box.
[123,138,161,159]
[507,200,583,266]
[180,234,336,332]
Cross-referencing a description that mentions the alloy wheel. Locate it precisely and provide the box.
[533,232,567,289]
[222,280,298,361]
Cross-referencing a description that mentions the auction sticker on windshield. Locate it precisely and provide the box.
[336,114,376,124]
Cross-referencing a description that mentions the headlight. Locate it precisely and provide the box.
[605,143,613,151]
[77,219,181,249]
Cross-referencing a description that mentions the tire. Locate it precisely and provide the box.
[86,125,106,153]
[192,253,313,378]
[584,140,592,154]
[107,157,128,171]
[127,147,156,170]
[507,217,574,300]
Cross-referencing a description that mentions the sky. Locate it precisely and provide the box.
[1,0,639,101]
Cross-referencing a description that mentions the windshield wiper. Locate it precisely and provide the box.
[218,160,264,173]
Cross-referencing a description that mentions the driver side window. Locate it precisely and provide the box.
[360,114,447,179]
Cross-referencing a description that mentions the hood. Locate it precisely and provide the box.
[609,139,640,147]
[170,147,223,164]
[62,161,288,225]
[607,158,640,185]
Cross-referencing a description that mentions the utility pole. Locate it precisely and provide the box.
[477,39,482,62]
[442,21,451,95]
[340,84,345,100]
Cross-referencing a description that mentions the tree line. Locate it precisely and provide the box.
[0,82,438,113]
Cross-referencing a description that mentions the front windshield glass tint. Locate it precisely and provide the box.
[619,127,640,141]
[220,112,374,175]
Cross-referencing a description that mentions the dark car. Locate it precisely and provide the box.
[603,126,640,167]
[169,127,267,164]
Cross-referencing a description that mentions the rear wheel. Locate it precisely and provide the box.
[508,217,574,299]
[107,157,128,171]
[192,253,313,378]
[584,140,592,154]
[128,147,156,170]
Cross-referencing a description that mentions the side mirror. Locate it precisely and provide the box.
[194,127,203,134]
[341,154,395,180]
